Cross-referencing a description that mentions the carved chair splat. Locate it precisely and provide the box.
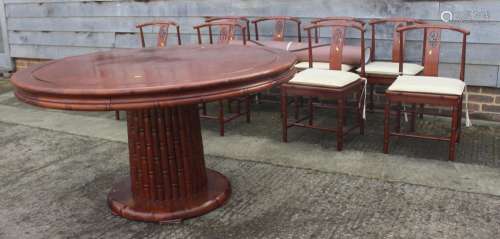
[204,16,251,40]
[252,16,302,42]
[310,17,366,44]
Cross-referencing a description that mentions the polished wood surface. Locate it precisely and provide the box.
[11,45,297,223]
[115,20,183,121]
[12,45,296,110]
[108,105,230,223]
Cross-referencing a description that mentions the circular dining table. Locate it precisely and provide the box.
[11,44,297,223]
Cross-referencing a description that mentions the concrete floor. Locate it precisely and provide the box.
[0,81,499,238]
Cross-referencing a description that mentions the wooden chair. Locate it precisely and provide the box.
[193,21,251,136]
[251,17,302,104]
[311,17,365,43]
[290,17,365,123]
[205,17,255,111]
[294,17,365,71]
[252,16,302,42]
[204,16,251,40]
[281,20,367,151]
[383,23,471,161]
[360,18,427,113]
[115,21,181,120]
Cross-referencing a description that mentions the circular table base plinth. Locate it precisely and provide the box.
[107,169,230,223]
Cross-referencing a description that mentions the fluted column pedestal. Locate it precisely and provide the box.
[108,104,230,223]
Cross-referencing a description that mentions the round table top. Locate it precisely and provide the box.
[11,45,296,110]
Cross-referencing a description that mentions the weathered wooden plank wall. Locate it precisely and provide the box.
[4,0,500,87]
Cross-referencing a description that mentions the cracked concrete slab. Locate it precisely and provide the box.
[0,91,499,197]
[0,122,499,239]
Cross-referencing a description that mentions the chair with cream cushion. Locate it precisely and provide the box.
[360,61,423,76]
[281,20,367,151]
[289,68,361,87]
[388,75,465,96]
[294,62,354,71]
[295,17,365,73]
[384,23,471,161]
[359,18,427,112]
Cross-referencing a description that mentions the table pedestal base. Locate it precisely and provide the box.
[108,169,230,223]
[107,105,231,223]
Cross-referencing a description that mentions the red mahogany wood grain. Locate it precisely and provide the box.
[11,45,297,223]
[12,45,296,111]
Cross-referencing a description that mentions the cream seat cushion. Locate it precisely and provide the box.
[388,75,465,96]
[295,62,354,72]
[289,68,361,88]
[356,61,424,76]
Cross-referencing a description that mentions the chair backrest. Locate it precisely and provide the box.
[369,18,426,62]
[193,21,247,45]
[204,16,251,40]
[310,17,365,43]
[252,16,301,42]
[397,24,470,80]
[304,20,366,74]
[136,21,181,48]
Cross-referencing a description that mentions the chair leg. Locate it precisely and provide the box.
[281,90,288,142]
[115,111,120,120]
[202,103,207,116]
[419,103,425,119]
[246,96,251,123]
[410,104,417,132]
[237,99,241,114]
[219,100,225,136]
[227,100,233,113]
[395,103,401,133]
[369,83,375,112]
[308,97,314,126]
[336,98,345,151]
[357,89,365,135]
[383,99,391,154]
[256,93,262,105]
[449,105,459,161]
[457,97,463,143]
[294,96,300,120]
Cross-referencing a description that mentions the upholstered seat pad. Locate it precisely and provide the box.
[289,68,361,88]
[295,62,354,72]
[388,75,465,96]
[357,61,423,76]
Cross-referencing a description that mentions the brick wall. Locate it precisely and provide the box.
[369,85,500,121]
[14,58,49,71]
[469,87,500,121]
